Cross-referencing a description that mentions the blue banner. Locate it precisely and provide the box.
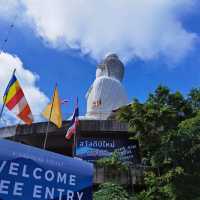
[76,137,140,164]
[0,139,93,200]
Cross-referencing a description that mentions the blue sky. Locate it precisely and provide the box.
[0,0,200,122]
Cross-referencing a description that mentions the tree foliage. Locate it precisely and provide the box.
[115,86,200,200]
[93,182,129,200]
[188,88,200,113]
[94,86,200,199]
[96,151,128,172]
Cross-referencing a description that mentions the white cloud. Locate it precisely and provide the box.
[0,52,49,125]
[0,0,21,20]
[0,0,198,63]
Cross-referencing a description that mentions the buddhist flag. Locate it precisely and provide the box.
[3,72,33,125]
[42,86,62,128]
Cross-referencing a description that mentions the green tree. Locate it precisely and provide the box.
[117,86,193,166]
[93,182,129,200]
[94,153,134,199]
[115,86,200,199]
[188,88,200,113]
[135,168,183,200]
[137,113,200,200]
[96,151,128,172]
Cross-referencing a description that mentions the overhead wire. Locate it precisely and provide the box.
[0,15,18,54]
[0,15,18,127]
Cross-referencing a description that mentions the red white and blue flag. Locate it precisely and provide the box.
[65,98,79,140]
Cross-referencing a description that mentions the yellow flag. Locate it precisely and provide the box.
[42,87,62,128]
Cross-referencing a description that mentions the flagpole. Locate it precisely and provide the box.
[43,84,57,149]
[0,69,16,122]
[73,97,78,157]
[73,126,78,157]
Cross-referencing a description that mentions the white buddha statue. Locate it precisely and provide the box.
[85,54,128,120]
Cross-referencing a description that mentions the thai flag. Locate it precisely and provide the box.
[65,99,79,140]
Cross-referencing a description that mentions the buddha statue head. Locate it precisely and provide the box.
[96,54,124,82]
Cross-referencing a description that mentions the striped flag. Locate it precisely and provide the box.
[65,99,79,140]
[3,73,33,125]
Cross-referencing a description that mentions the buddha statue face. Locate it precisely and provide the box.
[95,54,125,82]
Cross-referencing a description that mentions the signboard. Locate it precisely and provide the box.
[76,137,140,164]
[0,139,93,200]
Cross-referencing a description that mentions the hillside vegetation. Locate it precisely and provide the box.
[94,86,200,200]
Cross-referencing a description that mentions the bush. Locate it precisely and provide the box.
[93,182,129,200]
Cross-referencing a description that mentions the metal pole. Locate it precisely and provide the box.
[0,101,6,122]
[73,97,79,157]
[13,119,21,142]
[43,84,57,149]
[0,69,16,122]
[43,119,50,149]
[73,129,76,157]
